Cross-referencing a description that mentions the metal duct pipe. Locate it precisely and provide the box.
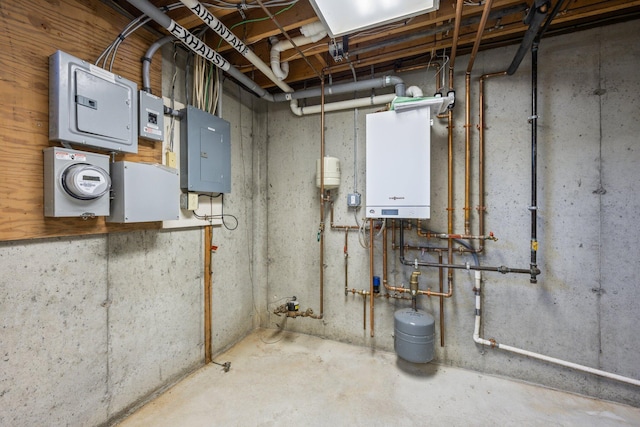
[290,94,396,116]
[506,0,550,75]
[273,75,405,102]
[126,0,275,102]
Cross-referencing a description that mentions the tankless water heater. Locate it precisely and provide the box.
[366,101,437,219]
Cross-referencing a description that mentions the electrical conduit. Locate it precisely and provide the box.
[126,0,276,102]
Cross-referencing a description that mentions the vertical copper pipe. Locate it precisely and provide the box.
[447,106,454,296]
[465,0,493,237]
[464,72,472,236]
[204,225,213,364]
[478,71,507,253]
[363,294,367,330]
[449,0,465,75]
[319,74,325,318]
[383,224,388,290]
[369,218,375,337]
[344,229,349,295]
[439,251,444,347]
[466,0,494,74]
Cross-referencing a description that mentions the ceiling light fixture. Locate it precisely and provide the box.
[308,0,440,37]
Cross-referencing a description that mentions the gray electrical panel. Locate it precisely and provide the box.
[180,105,231,193]
[43,147,111,218]
[107,162,179,223]
[49,50,138,153]
[139,90,164,142]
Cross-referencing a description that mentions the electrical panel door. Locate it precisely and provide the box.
[49,50,138,153]
[180,105,231,193]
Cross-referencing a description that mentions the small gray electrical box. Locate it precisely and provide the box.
[347,193,361,207]
[180,105,231,193]
[139,90,164,142]
[49,50,138,153]
[107,162,179,223]
[43,147,111,218]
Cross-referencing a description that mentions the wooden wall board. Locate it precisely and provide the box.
[0,0,165,241]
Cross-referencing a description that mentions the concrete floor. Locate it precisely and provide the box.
[118,329,640,427]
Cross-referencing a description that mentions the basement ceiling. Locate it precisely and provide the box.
[110,0,640,90]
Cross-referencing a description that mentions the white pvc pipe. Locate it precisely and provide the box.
[289,94,396,116]
[473,271,640,387]
[271,22,327,80]
[405,85,424,97]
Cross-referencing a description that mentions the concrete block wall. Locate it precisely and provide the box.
[264,21,640,406]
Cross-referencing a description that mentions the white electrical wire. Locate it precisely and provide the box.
[96,1,300,71]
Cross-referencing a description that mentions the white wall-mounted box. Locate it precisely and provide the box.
[366,104,434,219]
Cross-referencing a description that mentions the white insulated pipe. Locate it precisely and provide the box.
[127,0,274,101]
[472,271,640,387]
[289,94,396,116]
[178,0,294,94]
[130,0,405,115]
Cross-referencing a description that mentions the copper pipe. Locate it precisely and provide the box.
[447,107,455,302]
[439,252,445,347]
[369,218,375,337]
[464,72,472,236]
[204,225,213,363]
[319,74,326,319]
[383,225,388,291]
[330,202,359,230]
[464,0,494,237]
[363,293,367,330]
[448,0,465,82]
[466,0,494,74]
[344,229,349,296]
[478,71,507,253]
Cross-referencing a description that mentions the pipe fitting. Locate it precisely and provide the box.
[409,271,421,296]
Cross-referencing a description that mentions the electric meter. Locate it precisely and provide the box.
[62,164,110,200]
[43,147,111,217]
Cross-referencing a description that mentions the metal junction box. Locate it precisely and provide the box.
[43,147,111,218]
[49,50,138,153]
[180,105,231,193]
[139,90,164,142]
[107,162,179,223]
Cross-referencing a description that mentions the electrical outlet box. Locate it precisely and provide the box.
[166,151,177,168]
[139,90,164,142]
[180,192,199,211]
[347,193,361,207]
[49,50,138,153]
[107,161,179,223]
[180,105,231,193]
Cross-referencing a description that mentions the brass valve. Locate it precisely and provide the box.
[410,271,421,296]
